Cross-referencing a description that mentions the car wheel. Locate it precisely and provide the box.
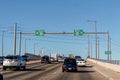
[75,69,78,72]
[17,66,20,70]
[62,69,64,72]
[23,66,26,70]
[3,66,6,70]
[0,74,3,80]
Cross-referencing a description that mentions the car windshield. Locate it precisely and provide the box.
[77,59,84,61]
[64,59,76,64]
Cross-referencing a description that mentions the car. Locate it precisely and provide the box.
[76,58,86,67]
[62,58,78,72]
[22,55,29,61]
[3,55,26,70]
[41,55,51,63]
[75,56,81,59]
[50,57,55,62]
[58,56,65,63]
[58,57,64,63]
[0,56,4,64]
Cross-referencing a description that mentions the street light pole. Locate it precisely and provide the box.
[88,35,90,58]
[25,38,31,53]
[2,30,9,56]
[18,32,22,55]
[13,23,17,56]
[2,31,4,57]
[34,43,39,54]
[87,20,98,59]
[90,41,92,58]
[109,37,111,60]
[97,37,100,59]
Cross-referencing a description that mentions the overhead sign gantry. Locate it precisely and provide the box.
[18,29,110,60]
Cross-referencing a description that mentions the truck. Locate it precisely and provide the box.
[68,54,74,58]
[50,53,58,62]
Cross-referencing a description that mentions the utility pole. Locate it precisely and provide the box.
[25,38,31,53]
[106,32,110,60]
[34,43,39,54]
[2,31,4,57]
[18,32,22,55]
[2,30,9,56]
[109,37,111,60]
[97,37,100,59]
[90,41,92,58]
[88,35,90,58]
[13,23,17,55]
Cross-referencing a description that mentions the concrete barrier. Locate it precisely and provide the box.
[87,59,120,72]
[26,60,41,64]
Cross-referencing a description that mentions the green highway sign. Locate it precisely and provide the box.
[35,30,45,36]
[105,50,112,55]
[74,29,84,36]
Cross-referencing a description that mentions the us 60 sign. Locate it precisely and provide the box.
[35,30,45,36]
[74,29,84,36]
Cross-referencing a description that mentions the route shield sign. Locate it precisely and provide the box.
[74,29,84,36]
[35,30,44,36]
[105,51,112,55]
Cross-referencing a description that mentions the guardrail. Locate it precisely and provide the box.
[91,58,120,65]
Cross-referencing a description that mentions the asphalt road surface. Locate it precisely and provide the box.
[3,62,109,80]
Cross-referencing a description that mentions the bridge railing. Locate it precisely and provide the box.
[91,58,120,65]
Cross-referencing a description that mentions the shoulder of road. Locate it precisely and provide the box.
[87,59,120,80]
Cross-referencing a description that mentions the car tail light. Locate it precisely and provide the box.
[14,59,18,62]
[62,64,64,67]
[76,65,78,69]
[62,64,65,68]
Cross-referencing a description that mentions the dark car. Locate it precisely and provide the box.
[0,56,4,64]
[22,55,28,61]
[62,58,78,72]
[41,55,51,63]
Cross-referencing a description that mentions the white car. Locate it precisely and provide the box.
[3,55,26,70]
[76,58,86,67]
[58,58,64,63]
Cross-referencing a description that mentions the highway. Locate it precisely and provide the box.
[3,62,108,80]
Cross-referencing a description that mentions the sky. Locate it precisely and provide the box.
[0,0,120,60]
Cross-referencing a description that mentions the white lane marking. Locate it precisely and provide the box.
[93,67,114,80]
[109,78,114,80]
[53,72,56,74]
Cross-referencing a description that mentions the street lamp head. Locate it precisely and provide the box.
[87,20,96,22]
[2,29,10,32]
[87,20,91,22]
[25,38,32,40]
